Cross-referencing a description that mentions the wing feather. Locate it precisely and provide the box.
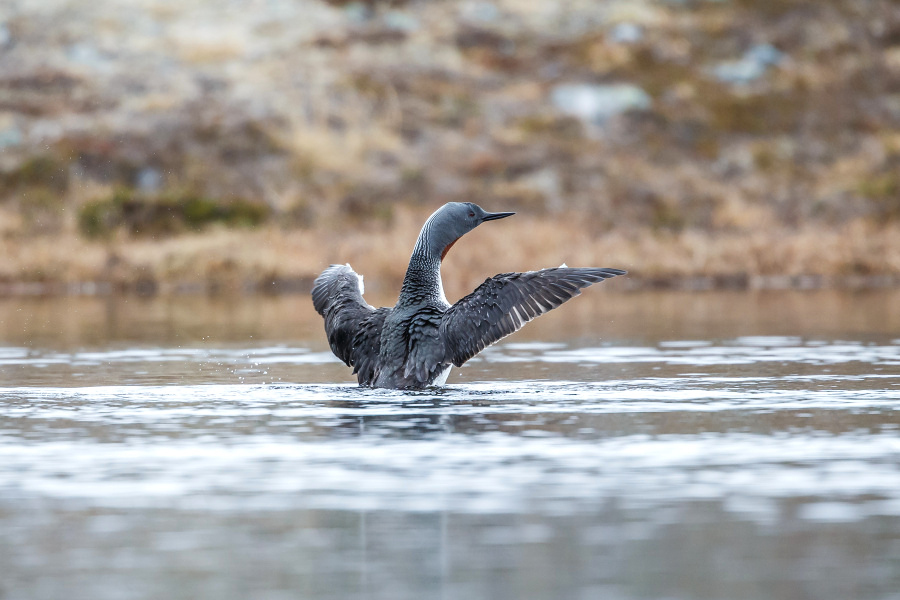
[311,264,389,385]
[440,267,625,367]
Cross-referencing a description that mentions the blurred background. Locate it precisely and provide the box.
[2,0,899,298]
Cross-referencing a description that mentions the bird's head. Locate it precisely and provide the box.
[423,202,515,260]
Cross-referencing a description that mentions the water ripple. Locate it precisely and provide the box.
[483,337,900,367]
[2,377,899,518]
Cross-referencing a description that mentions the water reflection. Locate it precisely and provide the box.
[3,288,900,348]
[1,291,899,600]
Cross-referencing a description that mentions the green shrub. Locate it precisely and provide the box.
[78,191,127,239]
[78,190,271,238]
[858,173,900,221]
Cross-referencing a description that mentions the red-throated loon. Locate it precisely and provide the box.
[312,202,625,389]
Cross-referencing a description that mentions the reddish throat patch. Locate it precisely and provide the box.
[441,237,460,260]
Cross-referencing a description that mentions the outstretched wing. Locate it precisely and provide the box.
[311,264,389,384]
[439,267,625,367]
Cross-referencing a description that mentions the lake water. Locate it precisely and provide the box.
[1,290,899,600]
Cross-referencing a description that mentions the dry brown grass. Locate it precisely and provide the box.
[3,204,899,296]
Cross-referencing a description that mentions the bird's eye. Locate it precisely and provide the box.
[468,212,475,218]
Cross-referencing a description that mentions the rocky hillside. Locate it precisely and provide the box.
[1,0,899,293]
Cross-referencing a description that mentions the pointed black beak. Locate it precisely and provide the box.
[481,211,515,222]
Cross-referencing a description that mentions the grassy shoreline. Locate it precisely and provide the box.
[3,208,899,297]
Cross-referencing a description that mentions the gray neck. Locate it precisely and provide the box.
[398,220,448,307]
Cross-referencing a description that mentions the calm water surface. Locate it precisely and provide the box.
[1,290,899,600]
